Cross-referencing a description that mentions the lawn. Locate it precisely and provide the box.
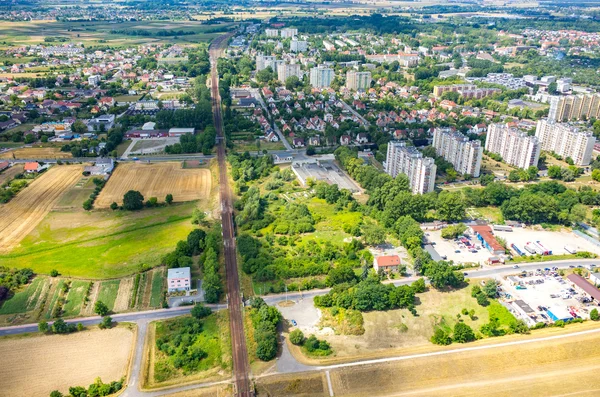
[0,277,46,315]
[62,280,90,317]
[232,140,286,153]
[150,269,165,308]
[97,280,121,311]
[0,202,198,278]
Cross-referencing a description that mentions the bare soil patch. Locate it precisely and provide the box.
[0,165,83,252]
[0,147,72,159]
[0,326,134,397]
[95,162,211,208]
[114,276,134,312]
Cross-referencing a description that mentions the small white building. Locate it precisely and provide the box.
[142,122,156,131]
[168,127,195,137]
[168,267,191,293]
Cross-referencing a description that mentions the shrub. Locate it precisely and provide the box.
[431,327,452,345]
[110,202,118,210]
[289,329,305,345]
[590,308,599,321]
[453,322,476,343]
[191,304,212,319]
[476,292,489,306]
[50,269,59,277]
[99,316,113,330]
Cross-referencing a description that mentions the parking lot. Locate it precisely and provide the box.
[494,227,600,256]
[425,229,492,265]
[291,160,361,193]
[500,269,599,326]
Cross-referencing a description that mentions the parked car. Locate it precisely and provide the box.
[513,265,519,269]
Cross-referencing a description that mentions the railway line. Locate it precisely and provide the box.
[209,33,254,397]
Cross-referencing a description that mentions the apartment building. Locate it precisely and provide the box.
[310,66,334,88]
[280,28,298,38]
[432,128,482,177]
[535,119,595,165]
[485,123,541,169]
[265,29,279,37]
[345,70,371,91]
[385,141,436,194]
[277,63,302,82]
[433,84,500,99]
[290,38,308,52]
[548,93,600,121]
[256,54,284,72]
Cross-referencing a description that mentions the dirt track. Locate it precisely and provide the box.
[0,165,83,252]
[95,162,211,208]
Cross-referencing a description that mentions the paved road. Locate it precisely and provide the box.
[210,33,254,397]
[338,98,369,126]
[251,88,293,151]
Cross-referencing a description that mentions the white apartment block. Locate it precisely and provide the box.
[323,40,335,51]
[310,66,334,88]
[548,93,600,121]
[535,119,595,166]
[485,123,541,169]
[290,38,308,53]
[385,141,436,194]
[88,75,101,86]
[345,70,371,91]
[265,29,279,38]
[256,55,284,72]
[277,63,302,82]
[280,28,298,38]
[432,128,482,177]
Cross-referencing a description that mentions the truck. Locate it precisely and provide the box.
[525,242,543,255]
[535,241,552,255]
[564,245,577,254]
[511,243,525,256]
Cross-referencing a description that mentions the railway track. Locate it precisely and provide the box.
[209,33,254,397]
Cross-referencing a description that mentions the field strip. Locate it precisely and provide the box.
[0,214,191,259]
[0,165,83,253]
[318,327,600,371]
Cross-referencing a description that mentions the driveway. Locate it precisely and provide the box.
[167,280,204,308]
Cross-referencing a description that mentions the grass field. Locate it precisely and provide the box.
[95,162,211,208]
[0,277,46,315]
[97,280,121,311]
[0,165,83,253]
[0,202,198,278]
[0,147,72,159]
[145,312,231,388]
[55,176,98,210]
[232,140,286,153]
[0,164,24,185]
[150,269,165,308]
[44,279,64,319]
[62,280,90,317]
[0,325,134,397]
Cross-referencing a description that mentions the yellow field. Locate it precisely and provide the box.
[0,165,83,252]
[95,162,211,208]
[0,326,134,397]
[0,147,72,159]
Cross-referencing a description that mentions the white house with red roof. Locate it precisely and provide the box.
[373,255,402,273]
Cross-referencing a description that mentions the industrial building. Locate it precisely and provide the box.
[470,225,506,256]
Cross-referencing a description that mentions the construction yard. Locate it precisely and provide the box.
[291,160,361,193]
[494,227,600,257]
[95,162,211,208]
[0,164,83,253]
[0,325,135,397]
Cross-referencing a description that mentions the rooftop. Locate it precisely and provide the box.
[567,274,600,301]
[376,255,401,267]
[168,267,191,280]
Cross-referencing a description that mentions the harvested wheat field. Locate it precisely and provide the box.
[0,326,134,397]
[0,163,24,185]
[0,147,72,159]
[95,162,211,208]
[0,165,83,252]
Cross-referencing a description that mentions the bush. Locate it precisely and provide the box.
[431,327,452,345]
[191,304,212,319]
[94,300,109,316]
[453,322,476,343]
[99,316,113,330]
[289,329,305,345]
[590,308,599,321]
[110,202,118,210]
[38,321,49,333]
[83,199,93,211]
[476,292,490,306]
[50,269,59,277]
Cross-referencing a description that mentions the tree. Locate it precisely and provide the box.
[110,202,118,210]
[50,391,64,397]
[483,280,498,298]
[441,223,467,239]
[479,174,495,186]
[476,292,490,306]
[191,208,206,225]
[591,308,600,321]
[289,328,305,345]
[50,269,59,277]
[548,82,558,95]
[94,300,109,316]
[99,316,113,329]
[425,261,464,290]
[527,166,539,179]
[361,222,386,246]
[24,134,35,144]
[165,194,173,204]
[38,321,49,333]
[592,169,600,182]
[431,327,452,345]
[548,165,562,179]
[71,120,87,134]
[508,170,520,183]
[191,303,212,319]
[453,322,476,343]
[436,191,465,222]
[83,199,93,211]
[123,190,144,210]
[145,197,158,207]
[52,318,75,334]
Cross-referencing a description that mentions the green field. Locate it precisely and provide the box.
[62,280,89,317]
[0,203,198,278]
[44,280,65,319]
[150,269,165,308]
[97,280,121,311]
[0,277,45,315]
[232,140,286,153]
[0,20,234,47]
